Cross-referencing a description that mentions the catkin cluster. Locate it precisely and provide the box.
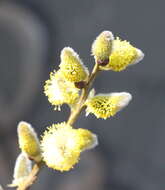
[9,30,144,188]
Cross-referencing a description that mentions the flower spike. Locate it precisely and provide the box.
[100,37,144,71]
[44,70,79,110]
[85,92,132,119]
[41,122,98,171]
[59,47,89,82]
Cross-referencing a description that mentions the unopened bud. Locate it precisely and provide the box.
[8,153,32,187]
[17,121,42,162]
[92,31,114,63]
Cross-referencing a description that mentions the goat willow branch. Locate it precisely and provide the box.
[16,61,99,190]
[8,30,144,190]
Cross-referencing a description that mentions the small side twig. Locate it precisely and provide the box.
[67,62,100,125]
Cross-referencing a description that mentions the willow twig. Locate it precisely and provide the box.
[67,62,100,125]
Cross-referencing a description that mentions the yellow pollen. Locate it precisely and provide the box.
[100,37,144,71]
[41,122,98,171]
[59,47,89,82]
[44,70,79,109]
[85,92,132,119]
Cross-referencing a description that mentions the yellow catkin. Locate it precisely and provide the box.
[92,31,114,62]
[44,70,79,110]
[85,92,132,119]
[59,47,89,82]
[17,121,41,162]
[41,123,97,171]
[100,37,144,71]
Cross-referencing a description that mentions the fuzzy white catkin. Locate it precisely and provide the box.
[8,153,32,187]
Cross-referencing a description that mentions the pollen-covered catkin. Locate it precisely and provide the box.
[41,122,98,171]
[85,92,132,119]
[100,37,144,71]
[44,70,79,110]
[59,47,89,82]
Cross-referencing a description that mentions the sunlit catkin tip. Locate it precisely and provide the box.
[85,92,132,119]
[59,47,89,82]
[17,121,42,162]
[41,122,81,172]
[131,48,144,65]
[0,185,4,190]
[110,92,132,110]
[8,153,32,187]
[100,37,144,71]
[44,70,79,109]
[91,31,114,65]
[77,128,98,151]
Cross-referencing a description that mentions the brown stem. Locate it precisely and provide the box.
[67,62,100,125]
[16,161,44,190]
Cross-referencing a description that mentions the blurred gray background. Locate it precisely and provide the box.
[0,0,164,190]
